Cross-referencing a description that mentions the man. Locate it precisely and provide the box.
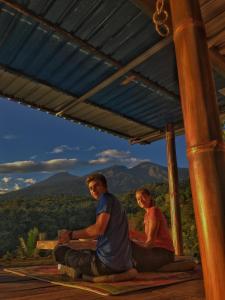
[54,173,133,276]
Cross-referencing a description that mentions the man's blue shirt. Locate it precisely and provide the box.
[96,192,133,272]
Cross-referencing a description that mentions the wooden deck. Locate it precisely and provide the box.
[0,267,205,300]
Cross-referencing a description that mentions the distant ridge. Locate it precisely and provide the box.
[0,162,189,200]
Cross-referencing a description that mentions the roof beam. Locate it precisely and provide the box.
[0,0,178,108]
[0,62,160,132]
[131,0,225,81]
[57,35,177,115]
[209,47,225,79]
[1,92,130,140]
[130,123,184,144]
[130,0,155,16]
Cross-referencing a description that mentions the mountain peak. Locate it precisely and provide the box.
[49,172,75,179]
[0,162,189,200]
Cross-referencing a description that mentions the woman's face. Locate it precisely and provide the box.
[136,191,152,209]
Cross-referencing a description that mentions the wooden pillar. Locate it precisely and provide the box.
[166,123,183,255]
[169,1,225,299]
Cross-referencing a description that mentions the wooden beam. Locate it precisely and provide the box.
[57,35,176,115]
[1,90,132,140]
[130,0,155,17]
[130,123,184,144]
[130,103,225,144]
[166,123,183,256]
[209,47,225,79]
[0,63,160,132]
[132,0,225,81]
[169,1,225,299]
[0,0,178,113]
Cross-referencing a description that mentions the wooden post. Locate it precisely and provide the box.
[166,123,183,255]
[169,1,225,299]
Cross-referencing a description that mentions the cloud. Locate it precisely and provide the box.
[30,155,37,160]
[0,159,78,174]
[49,145,80,154]
[89,149,150,168]
[89,157,110,164]
[2,176,11,183]
[14,183,21,191]
[0,188,9,194]
[2,134,17,140]
[97,149,130,158]
[24,178,36,185]
[16,178,36,185]
[87,146,96,151]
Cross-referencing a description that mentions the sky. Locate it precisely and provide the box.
[0,97,188,194]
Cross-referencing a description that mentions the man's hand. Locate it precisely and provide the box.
[58,229,72,244]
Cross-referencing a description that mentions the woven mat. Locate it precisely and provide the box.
[4,265,201,296]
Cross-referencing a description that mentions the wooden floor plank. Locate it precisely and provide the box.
[0,270,205,300]
[0,281,54,290]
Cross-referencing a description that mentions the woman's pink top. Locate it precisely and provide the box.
[144,206,174,252]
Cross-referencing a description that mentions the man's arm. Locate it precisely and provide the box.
[58,212,110,243]
[72,212,110,239]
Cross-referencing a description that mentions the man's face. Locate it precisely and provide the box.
[88,179,107,200]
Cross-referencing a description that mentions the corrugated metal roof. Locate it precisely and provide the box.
[0,0,224,143]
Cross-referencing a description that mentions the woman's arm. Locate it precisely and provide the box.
[144,207,160,247]
[129,229,146,242]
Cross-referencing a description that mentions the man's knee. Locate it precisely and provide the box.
[54,245,70,264]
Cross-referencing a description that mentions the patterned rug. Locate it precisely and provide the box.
[4,265,201,296]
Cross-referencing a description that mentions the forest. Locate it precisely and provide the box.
[0,181,199,259]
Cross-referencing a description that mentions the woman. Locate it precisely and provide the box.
[130,188,174,271]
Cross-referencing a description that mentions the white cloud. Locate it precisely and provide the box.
[16,177,26,181]
[30,155,37,160]
[87,146,96,151]
[89,157,110,164]
[14,183,20,191]
[16,178,36,185]
[0,159,78,174]
[0,188,8,194]
[96,149,130,158]
[2,176,11,183]
[24,178,36,185]
[49,145,80,154]
[2,134,17,140]
[89,149,150,168]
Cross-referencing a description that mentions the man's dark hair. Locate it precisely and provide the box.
[86,173,107,187]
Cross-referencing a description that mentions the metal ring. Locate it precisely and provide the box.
[153,10,168,26]
[156,0,164,15]
[156,23,170,37]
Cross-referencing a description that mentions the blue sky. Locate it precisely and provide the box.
[0,97,188,193]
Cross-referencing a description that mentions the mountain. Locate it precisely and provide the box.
[0,162,189,200]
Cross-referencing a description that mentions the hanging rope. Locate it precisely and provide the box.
[153,0,170,37]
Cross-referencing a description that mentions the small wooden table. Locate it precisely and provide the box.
[36,240,97,250]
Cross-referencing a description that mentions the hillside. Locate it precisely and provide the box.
[0,162,189,200]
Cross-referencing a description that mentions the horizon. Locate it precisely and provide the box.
[0,97,188,194]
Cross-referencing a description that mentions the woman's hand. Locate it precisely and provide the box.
[143,240,154,248]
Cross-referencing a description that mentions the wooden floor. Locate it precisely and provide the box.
[0,268,205,300]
